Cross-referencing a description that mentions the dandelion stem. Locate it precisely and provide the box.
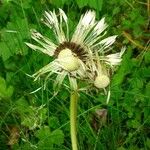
[70,91,78,150]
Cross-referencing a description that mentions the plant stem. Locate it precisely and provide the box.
[70,91,78,150]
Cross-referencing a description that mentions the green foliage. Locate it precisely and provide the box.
[35,126,64,149]
[0,0,149,149]
[76,0,103,11]
[15,97,47,129]
[0,76,14,99]
[0,19,29,61]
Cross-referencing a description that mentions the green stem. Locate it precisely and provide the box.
[70,91,78,150]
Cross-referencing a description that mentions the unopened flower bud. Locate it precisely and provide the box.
[94,75,110,89]
[58,49,80,71]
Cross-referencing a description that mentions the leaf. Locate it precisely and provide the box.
[139,67,150,78]
[15,97,29,113]
[145,82,150,97]
[21,107,47,130]
[144,51,150,65]
[75,0,88,8]
[0,76,14,99]
[50,129,64,145]
[0,42,12,64]
[0,2,10,27]
[48,116,60,129]
[0,18,29,61]
[127,119,141,129]
[117,147,126,150]
[20,0,32,9]
[15,98,47,129]
[35,126,51,140]
[49,0,70,7]
[88,0,103,11]
[143,82,150,120]
[130,78,143,89]
[112,7,120,16]
[146,138,150,149]
[35,126,64,148]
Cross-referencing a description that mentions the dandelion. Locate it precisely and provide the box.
[26,9,125,150]
[26,9,117,91]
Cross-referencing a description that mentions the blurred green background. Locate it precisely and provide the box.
[0,0,150,149]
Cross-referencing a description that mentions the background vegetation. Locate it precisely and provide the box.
[0,0,150,149]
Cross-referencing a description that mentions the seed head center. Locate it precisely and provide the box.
[58,48,80,72]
